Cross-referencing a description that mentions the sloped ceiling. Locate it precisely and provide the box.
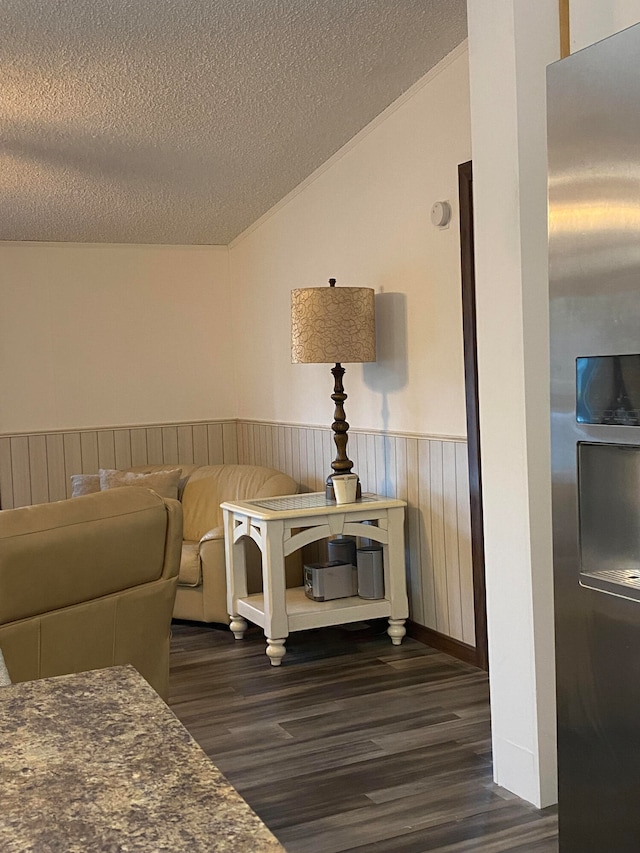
[2,0,467,245]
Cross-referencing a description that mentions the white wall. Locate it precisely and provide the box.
[229,45,471,440]
[0,242,234,433]
[467,0,559,808]
[570,0,640,52]
[1,44,473,444]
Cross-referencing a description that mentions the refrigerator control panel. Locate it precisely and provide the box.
[577,354,640,426]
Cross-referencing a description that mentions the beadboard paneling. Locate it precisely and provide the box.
[236,420,475,647]
[0,421,238,509]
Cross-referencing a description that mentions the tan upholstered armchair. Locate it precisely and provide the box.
[129,464,300,625]
[0,488,182,699]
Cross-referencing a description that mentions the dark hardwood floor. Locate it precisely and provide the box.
[168,621,558,853]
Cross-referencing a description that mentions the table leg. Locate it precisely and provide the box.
[387,618,407,645]
[266,638,286,665]
[224,509,249,641]
[261,519,288,666]
[384,505,409,647]
[230,616,248,639]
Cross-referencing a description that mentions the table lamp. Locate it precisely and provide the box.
[291,278,376,500]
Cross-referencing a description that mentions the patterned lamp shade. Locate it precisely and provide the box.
[291,285,376,364]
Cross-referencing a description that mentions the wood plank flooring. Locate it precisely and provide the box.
[168,621,558,853]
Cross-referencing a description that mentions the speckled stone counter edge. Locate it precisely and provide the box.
[0,665,285,852]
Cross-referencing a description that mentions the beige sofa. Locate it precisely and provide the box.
[129,464,300,625]
[0,488,182,699]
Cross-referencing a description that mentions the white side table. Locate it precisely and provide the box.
[222,492,409,666]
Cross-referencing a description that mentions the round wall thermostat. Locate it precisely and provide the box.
[430,200,452,227]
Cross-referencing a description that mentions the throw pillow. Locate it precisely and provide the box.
[70,473,101,497]
[99,468,182,501]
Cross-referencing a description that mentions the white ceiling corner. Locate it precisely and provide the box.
[1,0,467,245]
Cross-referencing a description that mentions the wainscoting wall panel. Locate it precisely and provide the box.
[0,420,238,510]
[0,418,474,648]
[236,420,475,647]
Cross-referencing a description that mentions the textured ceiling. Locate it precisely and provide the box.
[2,0,467,245]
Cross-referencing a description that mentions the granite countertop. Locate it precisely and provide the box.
[0,665,285,852]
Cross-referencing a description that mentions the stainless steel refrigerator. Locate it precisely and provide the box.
[548,21,640,853]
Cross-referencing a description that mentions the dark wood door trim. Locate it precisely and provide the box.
[458,160,489,671]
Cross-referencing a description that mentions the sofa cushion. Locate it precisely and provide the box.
[99,468,182,501]
[0,489,172,624]
[179,542,201,587]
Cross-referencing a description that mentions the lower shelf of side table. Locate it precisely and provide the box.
[236,586,391,633]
